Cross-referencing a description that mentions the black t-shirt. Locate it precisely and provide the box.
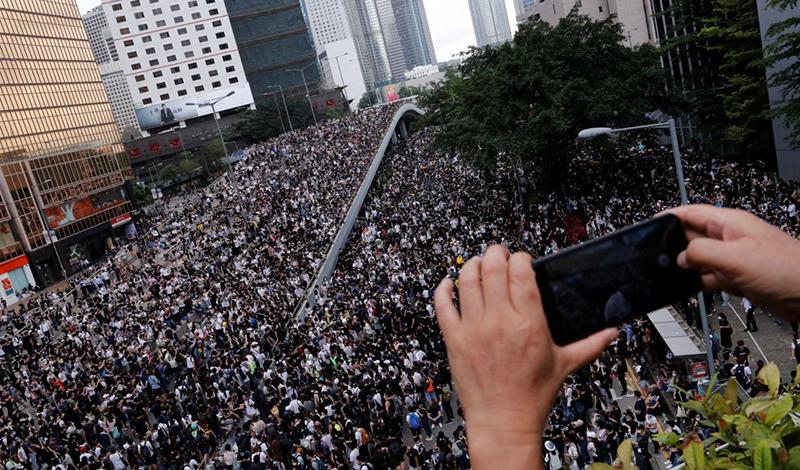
[734,346,750,364]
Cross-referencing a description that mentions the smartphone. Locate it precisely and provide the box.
[533,214,701,346]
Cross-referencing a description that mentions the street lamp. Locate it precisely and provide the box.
[287,62,318,125]
[263,92,286,134]
[330,52,349,101]
[265,85,293,131]
[578,118,716,376]
[187,90,236,167]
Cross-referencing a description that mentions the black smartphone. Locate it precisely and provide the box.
[533,214,701,346]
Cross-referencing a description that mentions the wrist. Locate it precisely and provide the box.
[467,425,543,470]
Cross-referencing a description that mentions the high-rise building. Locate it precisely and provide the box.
[0,0,135,291]
[393,0,437,70]
[306,0,353,50]
[105,0,255,133]
[467,0,514,47]
[225,0,320,97]
[513,0,536,23]
[82,5,139,136]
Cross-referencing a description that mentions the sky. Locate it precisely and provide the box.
[74,0,518,62]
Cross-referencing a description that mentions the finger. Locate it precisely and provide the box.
[507,252,541,318]
[666,205,755,240]
[434,278,461,339]
[685,229,705,242]
[558,328,619,373]
[458,256,484,322]
[682,238,741,279]
[481,245,511,311]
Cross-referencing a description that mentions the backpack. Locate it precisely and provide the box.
[357,427,370,445]
[408,412,420,429]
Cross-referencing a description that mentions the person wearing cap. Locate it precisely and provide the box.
[543,441,561,470]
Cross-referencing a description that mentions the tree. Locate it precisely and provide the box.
[358,94,372,110]
[420,13,669,192]
[700,0,775,158]
[236,95,317,144]
[129,183,153,207]
[159,164,179,183]
[766,0,800,147]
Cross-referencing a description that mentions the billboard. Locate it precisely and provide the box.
[44,187,128,229]
[135,82,254,131]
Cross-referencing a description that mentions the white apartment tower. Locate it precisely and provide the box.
[82,6,139,136]
[103,0,254,132]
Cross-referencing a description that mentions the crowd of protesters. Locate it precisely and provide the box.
[0,108,799,470]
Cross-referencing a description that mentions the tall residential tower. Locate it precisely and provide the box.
[467,0,513,47]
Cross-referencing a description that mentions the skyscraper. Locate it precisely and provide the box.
[393,0,437,70]
[513,0,536,22]
[468,0,514,47]
[0,0,134,289]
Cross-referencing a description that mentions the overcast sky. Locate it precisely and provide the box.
[74,0,518,61]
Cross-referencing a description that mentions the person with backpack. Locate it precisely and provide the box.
[543,441,562,470]
[406,409,422,439]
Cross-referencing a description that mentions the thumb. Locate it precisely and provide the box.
[558,328,619,373]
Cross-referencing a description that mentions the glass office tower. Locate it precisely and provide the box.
[0,0,134,289]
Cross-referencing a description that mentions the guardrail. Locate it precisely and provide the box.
[294,103,425,321]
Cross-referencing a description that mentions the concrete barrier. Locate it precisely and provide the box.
[296,103,425,320]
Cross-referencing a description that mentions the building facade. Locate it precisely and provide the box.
[225,0,320,97]
[467,0,513,47]
[393,0,437,71]
[0,0,135,292]
[514,0,535,23]
[83,5,119,64]
[104,0,255,133]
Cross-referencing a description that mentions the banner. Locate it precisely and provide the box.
[134,82,254,130]
[44,188,127,229]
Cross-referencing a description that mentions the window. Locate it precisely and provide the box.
[219,43,228,50]
[160,94,170,100]
[202,47,212,54]
[195,85,205,92]
[170,66,180,73]
[142,98,153,105]
[156,20,167,27]
[142,35,152,43]
[167,55,177,62]
[131,63,141,70]
[174,16,184,23]
[599,5,603,11]
[191,12,201,19]
[157,82,166,89]
[138,24,148,31]
[134,12,144,19]
[177,89,188,96]
[149,59,159,66]
[199,35,208,43]
[215,32,225,39]
[145,47,155,54]
[153,70,163,77]
[229,77,239,84]
[188,62,198,69]
[225,66,235,73]
[181,39,191,47]
[209,8,219,14]
[127,51,138,58]
[131,0,140,5]
[171,4,180,11]
[185,51,195,58]
[174,78,185,85]
[112,3,122,11]
[123,39,134,47]
[209,69,218,76]
[138,86,149,93]
[196,24,205,31]
[191,74,201,81]
[222,54,232,61]
[189,0,198,6]
[160,32,170,39]
[205,58,215,65]
[212,20,222,27]
[164,43,174,50]
[177,28,187,35]
[135,74,145,82]
[206,0,216,3]
[212,81,221,88]
[152,7,162,14]
[115,16,126,23]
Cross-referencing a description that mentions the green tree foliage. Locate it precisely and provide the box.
[700,0,775,158]
[129,183,153,207]
[358,94,372,110]
[419,13,669,191]
[651,364,800,470]
[766,0,800,147]
[399,86,423,98]
[236,96,316,144]
[159,164,179,183]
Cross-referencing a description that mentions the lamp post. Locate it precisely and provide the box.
[265,85,293,131]
[287,62,318,125]
[578,118,715,377]
[187,90,236,167]
[331,52,349,101]
[263,92,286,134]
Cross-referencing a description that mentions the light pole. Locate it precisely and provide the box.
[263,91,286,134]
[331,52,349,101]
[287,62,318,125]
[578,118,716,377]
[187,90,236,167]
[266,84,293,131]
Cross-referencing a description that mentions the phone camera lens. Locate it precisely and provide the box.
[658,254,670,267]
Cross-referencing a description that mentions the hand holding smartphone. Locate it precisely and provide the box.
[534,214,701,346]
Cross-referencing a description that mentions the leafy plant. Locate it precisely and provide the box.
[588,439,636,470]
[654,363,800,470]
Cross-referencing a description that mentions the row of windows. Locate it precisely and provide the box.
[0,65,102,87]
[0,106,117,139]
[118,16,224,38]
[124,31,226,58]
[132,56,234,81]
[117,8,220,33]
[0,1,78,18]
[138,77,239,104]
[118,8,216,24]
[0,36,96,63]
[0,11,88,41]
[0,84,109,111]
[129,43,230,71]
[111,0,216,11]
[1,162,47,250]
[0,125,121,165]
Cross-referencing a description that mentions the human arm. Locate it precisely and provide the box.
[667,204,800,321]
[434,245,618,470]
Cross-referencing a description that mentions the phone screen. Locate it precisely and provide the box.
[533,214,702,346]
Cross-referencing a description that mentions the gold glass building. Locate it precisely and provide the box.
[0,0,134,292]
